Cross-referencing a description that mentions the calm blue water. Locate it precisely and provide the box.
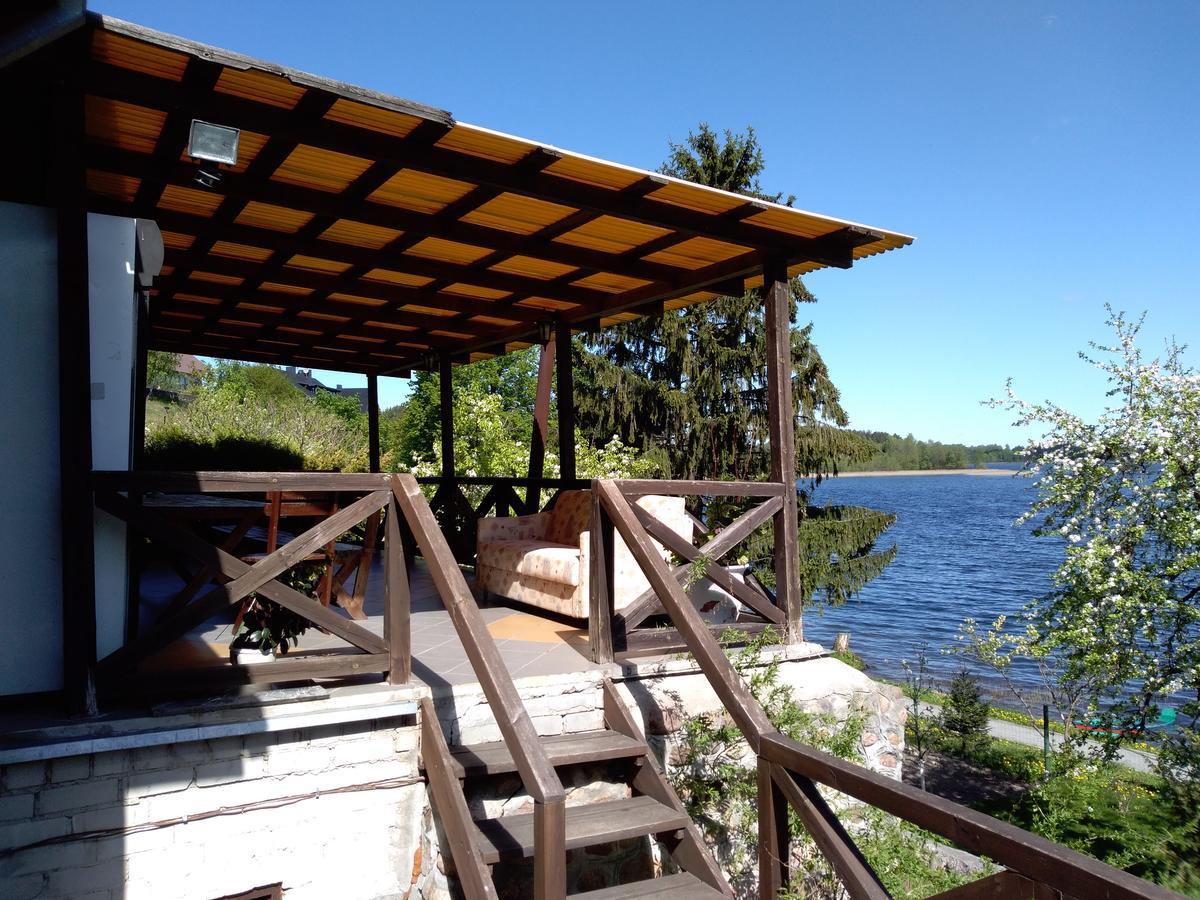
[798,469,1063,695]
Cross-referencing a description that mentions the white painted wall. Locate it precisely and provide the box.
[87,213,137,660]
[0,202,64,695]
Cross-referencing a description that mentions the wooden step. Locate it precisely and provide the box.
[473,795,689,864]
[573,872,728,899]
[437,729,646,778]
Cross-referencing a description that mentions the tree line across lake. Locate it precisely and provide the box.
[838,431,1020,472]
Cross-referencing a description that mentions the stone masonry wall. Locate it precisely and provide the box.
[0,719,430,900]
[614,653,907,780]
[0,656,905,900]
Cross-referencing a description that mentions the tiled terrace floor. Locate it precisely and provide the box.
[141,557,604,687]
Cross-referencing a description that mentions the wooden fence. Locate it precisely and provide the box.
[591,477,1179,900]
[89,470,1179,899]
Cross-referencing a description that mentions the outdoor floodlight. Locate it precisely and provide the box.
[187,119,240,188]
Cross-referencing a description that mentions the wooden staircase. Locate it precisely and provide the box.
[419,678,732,899]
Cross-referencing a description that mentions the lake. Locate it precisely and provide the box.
[798,468,1064,698]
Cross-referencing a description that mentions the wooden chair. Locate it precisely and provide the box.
[236,491,379,623]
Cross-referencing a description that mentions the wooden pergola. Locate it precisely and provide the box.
[1,8,915,684]
[76,16,911,377]
[73,16,913,465]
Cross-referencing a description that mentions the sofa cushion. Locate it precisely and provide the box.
[476,539,581,586]
[544,490,592,546]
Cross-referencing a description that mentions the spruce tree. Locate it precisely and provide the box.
[575,124,897,614]
[939,669,991,753]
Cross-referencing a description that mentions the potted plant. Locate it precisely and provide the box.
[229,563,322,664]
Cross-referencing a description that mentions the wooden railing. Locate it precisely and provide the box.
[589,479,789,662]
[92,470,567,898]
[393,474,567,899]
[418,475,590,563]
[92,470,409,694]
[593,478,1180,900]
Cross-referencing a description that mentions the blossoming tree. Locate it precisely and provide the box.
[989,308,1198,789]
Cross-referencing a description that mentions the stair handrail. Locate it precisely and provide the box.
[391,474,567,899]
[593,478,1180,900]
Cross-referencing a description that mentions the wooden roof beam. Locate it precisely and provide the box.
[162,89,343,332]
[271,155,544,337]
[157,285,508,336]
[380,226,878,374]
[85,143,689,287]
[157,254,550,322]
[150,315,447,364]
[136,211,620,310]
[132,56,222,210]
[149,332,383,374]
[86,62,856,261]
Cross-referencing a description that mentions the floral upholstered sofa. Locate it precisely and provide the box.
[474,489,690,619]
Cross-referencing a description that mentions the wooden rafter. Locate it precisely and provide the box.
[79,16,910,373]
[87,59,859,259]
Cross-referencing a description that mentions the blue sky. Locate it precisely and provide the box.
[102,0,1200,445]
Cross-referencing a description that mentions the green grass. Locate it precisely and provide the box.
[912,723,1198,896]
[830,648,867,671]
[145,397,175,427]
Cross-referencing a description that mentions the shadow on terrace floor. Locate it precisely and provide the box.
[138,557,604,689]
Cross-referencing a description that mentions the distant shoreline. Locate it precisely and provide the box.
[835,468,1019,478]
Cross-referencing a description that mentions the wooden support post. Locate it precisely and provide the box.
[588,486,615,663]
[54,33,98,714]
[554,319,575,483]
[526,338,555,511]
[533,799,567,900]
[438,353,454,481]
[384,495,410,684]
[763,256,802,640]
[757,757,789,896]
[367,373,381,474]
[131,291,149,470]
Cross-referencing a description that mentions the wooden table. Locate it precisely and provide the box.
[142,493,270,622]
[142,491,376,620]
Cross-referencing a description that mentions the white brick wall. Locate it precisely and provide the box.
[0,717,428,900]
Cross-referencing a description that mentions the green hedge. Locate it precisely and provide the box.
[143,428,304,472]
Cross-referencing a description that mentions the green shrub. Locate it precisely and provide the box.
[143,428,305,472]
[145,362,369,472]
[669,628,971,897]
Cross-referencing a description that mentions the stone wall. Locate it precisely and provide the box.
[610,650,907,894]
[0,653,906,900]
[429,671,605,747]
[0,718,430,900]
[614,649,907,780]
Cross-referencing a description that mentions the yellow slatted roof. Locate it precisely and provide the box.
[79,14,912,375]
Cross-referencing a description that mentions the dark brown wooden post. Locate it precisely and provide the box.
[526,339,555,511]
[588,485,615,663]
[367,373,381,473]
[125,291,150,643]
[384,494,410,684]
[757,759,790,896]
[763,256,802,641]
[554,319,575,483]
[54,34,98,714]
[438,353,454,482]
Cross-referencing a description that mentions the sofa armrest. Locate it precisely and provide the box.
[477,512,549,544]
